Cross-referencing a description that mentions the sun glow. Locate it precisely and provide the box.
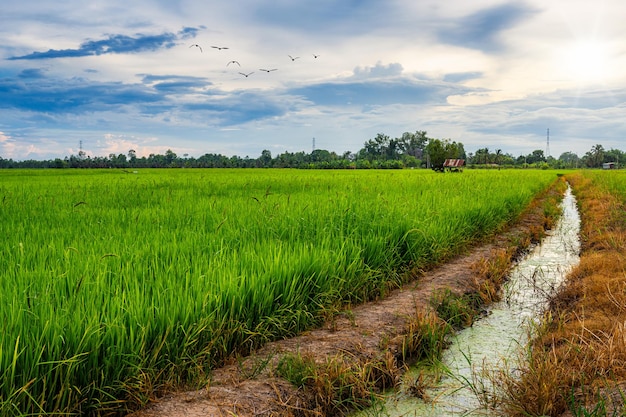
[561,40,612,83]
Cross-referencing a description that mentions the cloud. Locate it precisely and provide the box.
[290,77,471,107]
[437,3,537,52]
[0,76,162,113]
[0,69,293,130]
[141,74,212,93]
[97,134,169,158]
[430,85,626,157]
[247,0,390,34]
[8,27,200,60]
[443,72,483,83]
[352,62,404,78]
[182,91,291,125]
[18,68,47,79]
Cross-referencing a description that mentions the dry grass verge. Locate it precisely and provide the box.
[496,172,626,417]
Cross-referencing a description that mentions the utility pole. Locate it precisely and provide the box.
[312,137,315,153]
[546,128,550,158]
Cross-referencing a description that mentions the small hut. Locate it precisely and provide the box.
[443,159,465,172]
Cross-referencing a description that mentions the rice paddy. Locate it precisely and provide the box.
[0,168,559,415]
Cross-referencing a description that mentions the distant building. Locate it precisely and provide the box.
[603,162,616,170]
[443,159,465,172]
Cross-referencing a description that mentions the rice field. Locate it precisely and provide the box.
[0,168,559,415]
[578,169,626,202]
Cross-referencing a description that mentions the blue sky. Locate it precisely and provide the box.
[1,0,624,161]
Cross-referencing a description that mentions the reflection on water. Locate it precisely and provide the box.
[359,185,581,417]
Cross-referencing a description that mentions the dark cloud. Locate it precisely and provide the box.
[438,3,537,52]
[0,71,289,127]
[140,75,212,92]
[9,27,200,60]
[290,78,471,107]
[18,68,47,79]
[0,76,162,113]
[182,91,289,125]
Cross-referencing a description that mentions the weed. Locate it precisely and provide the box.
[275,351,317,388]
[430,288,480,329]
[275,349,399,415]
[236,353,274,380]
[398,312,451,364]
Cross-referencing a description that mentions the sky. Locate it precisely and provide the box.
[1,0,625,161]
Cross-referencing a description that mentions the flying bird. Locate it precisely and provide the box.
[211,46,229,50]
[189,44,203,52]
[227,60,241,67]
[239,71,254,77]
[313,54,320,58]
[259,68,278,72]
[288,55,300,61]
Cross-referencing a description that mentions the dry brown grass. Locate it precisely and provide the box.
[496,172,626,417]
[470,248,515,304]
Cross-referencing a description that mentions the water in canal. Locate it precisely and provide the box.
[361,185,581,416]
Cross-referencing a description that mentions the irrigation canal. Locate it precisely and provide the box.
[357,185,581,416]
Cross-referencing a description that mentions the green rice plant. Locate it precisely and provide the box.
[0,168,560,415]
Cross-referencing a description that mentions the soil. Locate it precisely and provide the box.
[127,188,555,417]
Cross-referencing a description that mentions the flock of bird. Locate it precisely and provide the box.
[188,43,319,79]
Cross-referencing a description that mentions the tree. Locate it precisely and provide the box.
[398,131,428,158]
[525,150,546,165]
[258,149,272,167]
[425,138,464,170]
[558,151,579,168]
[360,133,390,161]
[583,144,605,168]
[474,147,490,165]
[605,148,625,168]
[310,149,332,163]
[164,149,177,167]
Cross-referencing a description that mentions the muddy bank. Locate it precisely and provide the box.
[128,179,566,417]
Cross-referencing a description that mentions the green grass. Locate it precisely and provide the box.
[0,168,559,415]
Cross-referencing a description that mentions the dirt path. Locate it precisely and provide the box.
[128,185,559,417]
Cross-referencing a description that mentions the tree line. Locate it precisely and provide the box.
[0,131,623,169]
